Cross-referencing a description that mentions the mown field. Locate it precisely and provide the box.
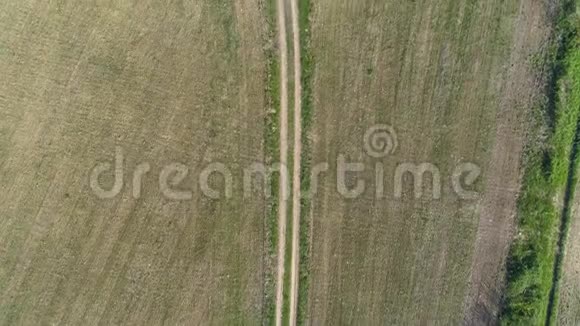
[304,0,551,324]
[0,1,271,324]
[2,0,578,325]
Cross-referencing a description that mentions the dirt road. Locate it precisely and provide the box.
[274,0,289,323]
[274,0,302,324]
[288,0,303,324]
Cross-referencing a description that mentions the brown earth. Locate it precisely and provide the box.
[462,1,551,323]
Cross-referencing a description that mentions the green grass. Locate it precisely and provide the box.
[297,0,313,324]
[501,2,580,324]
[548,26,580,326]
[263,0,281,323]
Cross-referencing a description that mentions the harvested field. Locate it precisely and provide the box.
[0,1,270,324]
[1,0,576,325]
[305,0,551,324]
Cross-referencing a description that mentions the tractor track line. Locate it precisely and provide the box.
[288,0,303,323]
[274,0,303,324]
[274,0,289,323]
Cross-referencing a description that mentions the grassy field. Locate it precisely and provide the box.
[304,0,551,324]
[0,1,271,324]
[1,0,576,325]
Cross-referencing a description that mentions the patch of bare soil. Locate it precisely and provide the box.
[462,1,552,323]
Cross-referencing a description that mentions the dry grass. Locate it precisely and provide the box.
[304,0,550,324]
[0,1,270,324]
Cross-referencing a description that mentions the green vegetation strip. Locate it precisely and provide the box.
[263,0,281,323]
[297,0,313,324]
[548,85,580,325]
[502,1,580,324]
[547,17,580,325]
